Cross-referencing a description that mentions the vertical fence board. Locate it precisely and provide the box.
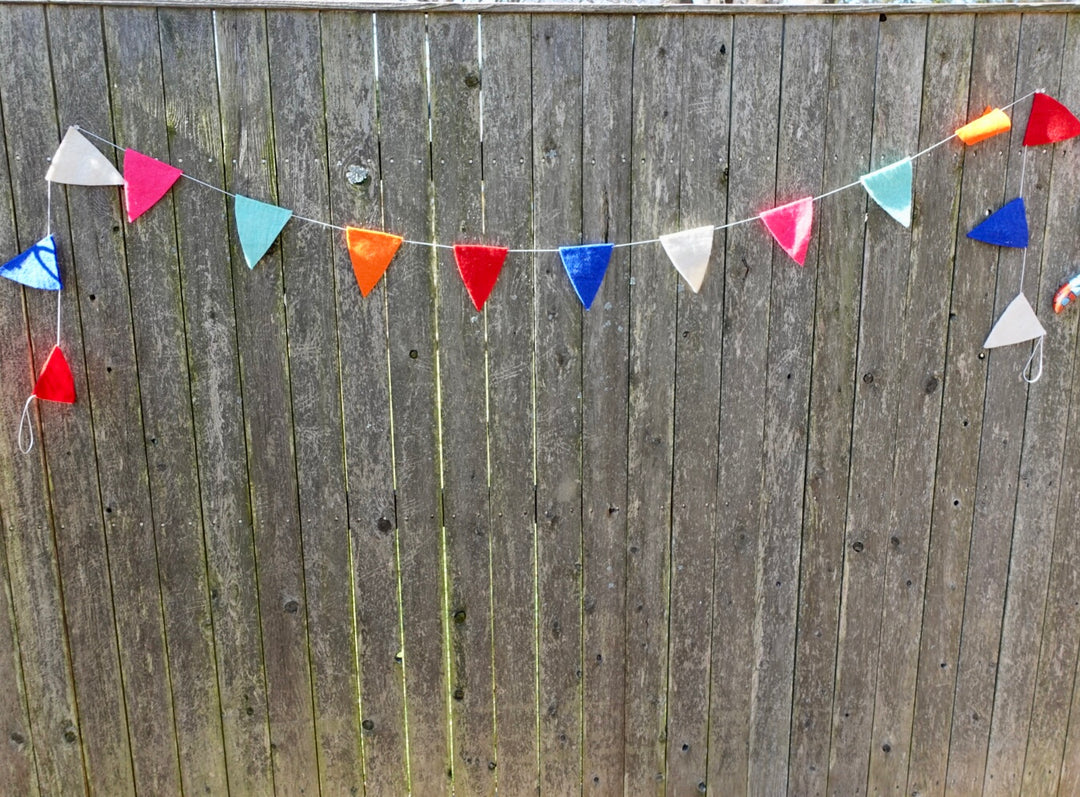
[376,13,450,794]
[663,13,730,795]
[580,13,633,795]
[321,10,405,795]
[0,525,37,795]
[483,13,538,795]
[709,14,783,795]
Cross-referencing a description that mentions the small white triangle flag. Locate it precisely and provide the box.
[45,126,124,186]
[659,226,714,293]
[983,293,1046,348]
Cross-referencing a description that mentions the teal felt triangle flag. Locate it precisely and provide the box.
[967,198,1028,248]
[559,244,613,309]
[860,158,912,228]
[0,235,62,291]
[235,194,292,269]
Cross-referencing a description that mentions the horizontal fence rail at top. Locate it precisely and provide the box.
[2,4,1080,796]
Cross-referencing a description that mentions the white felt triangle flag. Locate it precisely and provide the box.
[45,127,125,186]
[983,293,1046,348]
[659,226,714,293]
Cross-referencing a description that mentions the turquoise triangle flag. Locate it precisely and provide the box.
[967,197,1028,248]
[235,195,292,269]
[559,244,613,309]
[0,235,61,291]
[859,158,913,228]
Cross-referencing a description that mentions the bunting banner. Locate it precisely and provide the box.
[346,227,402,297]
[235,195,292,269]
[1053,271,1080,313]
[0,235,61,291]
[659,227,713,293]
[955,107,1011,146]
[45,126,124,186]
[32,345,76,404]
[984,293,1045,348]
[1023,92,1080,146]
[759,197,814,266]
[967,197,1028,248]
[559,243,613,308]
[453,244,508,310]
[860,158,913,227]
[124,149,183,222]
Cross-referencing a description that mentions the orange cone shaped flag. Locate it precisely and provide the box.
[955,108,1011,145]
[33,345,76,404]
[346,228,402,297]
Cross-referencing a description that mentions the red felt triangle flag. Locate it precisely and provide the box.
[33,345,75,404]
[453,244,508,310]
[759,196,814,266]
[1023,93,1080,146]
[346,228,402,297]
[124,149,183,222]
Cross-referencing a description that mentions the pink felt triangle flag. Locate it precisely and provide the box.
[1023,93,1080,147]
[124,149,183,222]
[759,197,814,266]
[453,244,508,310]
[33,345,76,404]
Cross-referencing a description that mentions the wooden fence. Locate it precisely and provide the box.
[2,2,1080,795]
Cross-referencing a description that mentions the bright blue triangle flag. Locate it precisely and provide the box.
[859,157,912,228]
[559,243,613,309]
[235,194,292,269]
[968,197,1028,248]
[0,235,61,291]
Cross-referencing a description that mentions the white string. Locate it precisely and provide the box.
[46,179,52,237]
[1018,147,1029,293]
[55,291,61,348]
[17,395,35,454]
[1022,335,1044,383]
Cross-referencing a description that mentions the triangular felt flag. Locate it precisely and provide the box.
[659,227,714,292]
[453,244,508,310]
[955,108,1011,146]
[346,227,402,297]
[984,293,1045,348]
[123,149,183,222]
[860,158,913,228]
[234,195,292,269]
[33,345,75,403]
[559,244,613,308]
[967,197,1028,248]
[759,197,814,266]
[1023,93,1080,146]
[0,235,61,291]
[45,127,125,185]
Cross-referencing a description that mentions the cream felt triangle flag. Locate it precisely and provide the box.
[659,226,714,293]
[45,127,125,185]
[983,293,1045,348]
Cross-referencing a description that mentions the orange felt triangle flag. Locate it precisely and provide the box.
[1023,93,1080,146]
[124,149,183,222]
[759,197,814,266]
[453,244,508,310]
[33,345,75,404]
[346,228,402,297]
[955,107,1011,145]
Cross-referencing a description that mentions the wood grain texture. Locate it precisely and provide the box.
[0,520,37,796]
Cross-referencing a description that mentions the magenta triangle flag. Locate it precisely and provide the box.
[124,149,183,222]
[759,197,814,266]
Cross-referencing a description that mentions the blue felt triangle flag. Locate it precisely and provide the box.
[967,198,1028,248]
[860,158,912,228]
[235,194,292,269]
[559,244,613,309]
[0,235,61,291]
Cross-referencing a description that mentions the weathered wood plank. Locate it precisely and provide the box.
[866,13,972,794]
[787,14,876,796]
[662,12,730,795]
[0,524,38,795]
[482,12,538,794]
[427,13,496,794]
[213,11,320,795]
[531,13,584,796]
[827,15,926,796]
[708,14,783,795]
[622,13,681,794]
[101,9,229,795]
[580,13,633,796]
[321,9,406,795]
[156,9,275,793]
[376,13,451,794]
